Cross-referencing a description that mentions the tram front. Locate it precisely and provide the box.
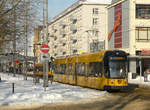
[104,50,128,91]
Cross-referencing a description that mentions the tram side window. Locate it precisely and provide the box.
[35,67,38,72]
[88,62,103,77]
[54,64,59,74]
[68,63,72,74]
[60,64,66,74]
[38,66,43,72]
[75,63,85,76]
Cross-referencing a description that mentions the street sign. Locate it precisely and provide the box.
[40,44,50,53]
[41,53,50,61]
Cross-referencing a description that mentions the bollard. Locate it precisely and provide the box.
[12,83,15,94]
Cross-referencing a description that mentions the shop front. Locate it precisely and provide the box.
[128,50,150,79]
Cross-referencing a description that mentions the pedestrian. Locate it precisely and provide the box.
[144,69,150,82]
[49,75,53,84]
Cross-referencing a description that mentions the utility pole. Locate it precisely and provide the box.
[13,1,16,77]
[33,44,36,83]
[24,0,30,80]
[43,0,49,87]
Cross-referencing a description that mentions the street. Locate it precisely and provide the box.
[21,88,150,110]
[1,85,150,110]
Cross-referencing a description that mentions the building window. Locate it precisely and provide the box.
[54,45,57,48]
[93,8,99,14]
[73,49,77,53]
[54,36,57,40]
[93,18,98,25]
[136,27,150,41]
[62,34,66,38]
[54,29,57,33]
[54,53,57,56]
[92,30,99,36]
[136,4,150,19]
[73,39,77,44]
[62,52,66,55]
[62,43,66,46]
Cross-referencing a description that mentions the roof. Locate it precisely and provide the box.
[83,0,112,4]
[111,0,121,4]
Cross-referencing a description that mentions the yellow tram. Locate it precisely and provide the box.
[53,50,128,91]
[35,63,54,78]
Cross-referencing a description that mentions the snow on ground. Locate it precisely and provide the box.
[0,72,107,106]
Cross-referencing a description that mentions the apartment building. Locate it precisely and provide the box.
[47,0,111,58]
[107,0,150,75]
[34,26,43,62]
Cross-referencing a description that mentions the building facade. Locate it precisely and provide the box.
[47,0,111,58]
[34,26,43,62]
[107,0,150,75]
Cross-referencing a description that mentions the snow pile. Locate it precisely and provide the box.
[0,73,107,106]
[128,72,150,85]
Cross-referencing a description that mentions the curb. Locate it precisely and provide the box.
[138,84,150,89]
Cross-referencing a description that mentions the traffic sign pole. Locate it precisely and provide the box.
[40,44,50,87]
[42,0,49,88]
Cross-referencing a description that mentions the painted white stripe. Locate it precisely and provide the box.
[40,48,49,50]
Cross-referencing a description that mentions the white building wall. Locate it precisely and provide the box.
[108,6,114,49]
[48,3,109,58]
[108,0,150,55]
[130,0,150,55]
[122,0,129,49]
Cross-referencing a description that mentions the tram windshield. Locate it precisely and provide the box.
[108,57,127,78]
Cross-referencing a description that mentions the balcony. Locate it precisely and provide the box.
[70,25,77,33]
[60,30,66,35]
[52,25,58,33]
[60,21,67,28]
[70,16,77,24]
[54,36,57,41]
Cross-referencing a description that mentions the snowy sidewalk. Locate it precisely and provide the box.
[0,72,107,107]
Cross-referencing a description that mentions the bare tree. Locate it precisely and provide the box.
[0,0,43,53]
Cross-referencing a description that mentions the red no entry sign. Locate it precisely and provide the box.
[40,44,50,53]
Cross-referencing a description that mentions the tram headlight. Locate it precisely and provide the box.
[111,80,114,84]
[124,80,128,84]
